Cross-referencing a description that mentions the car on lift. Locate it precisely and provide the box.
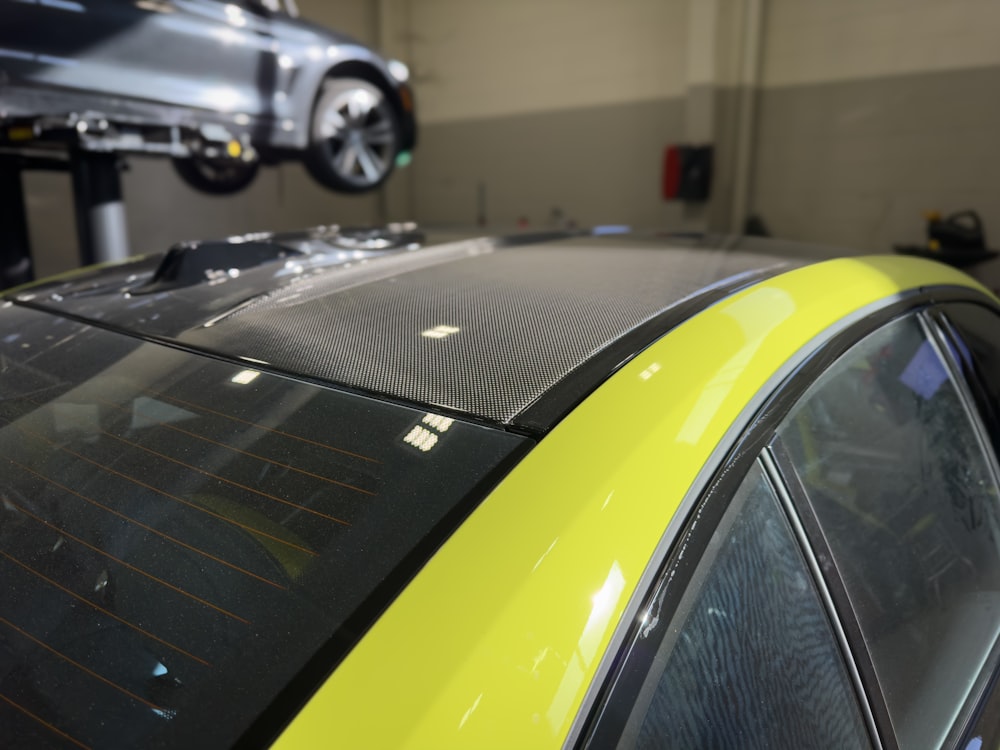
[2,227,1000,748]
[0,0,416,194]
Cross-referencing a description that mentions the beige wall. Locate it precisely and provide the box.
[399,0,688,123]
[750,0,1000,252]
[763,0,1000,87]
[398,0,693,230]
[411,99,685,229]
[396,0,1000,245]
[25,0,1000,274]
[301,0,377,44]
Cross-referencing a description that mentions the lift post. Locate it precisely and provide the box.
[0,155,32,288]
[69,149,129,267]
[0,111,223,290]
[0,146,130,290]
[0,110,255,291]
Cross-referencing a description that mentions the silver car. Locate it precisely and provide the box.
[0,0,417,194]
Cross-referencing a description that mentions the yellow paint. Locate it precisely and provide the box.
[274,256,989,749]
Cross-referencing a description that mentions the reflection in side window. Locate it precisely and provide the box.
[776,313,1000,749]
[619,462,870,749]
[941,304,1000,457]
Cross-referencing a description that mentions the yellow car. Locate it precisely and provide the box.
[2,228,1000,749]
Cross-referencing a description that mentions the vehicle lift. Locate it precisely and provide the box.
[0,112,251,290]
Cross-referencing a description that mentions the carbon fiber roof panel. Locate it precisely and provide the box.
[173,238,792,423]
[10,231,820,428]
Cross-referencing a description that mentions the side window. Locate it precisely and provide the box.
[775,312,1000,748]
[611,462,870,749]
[940,303,1000,454]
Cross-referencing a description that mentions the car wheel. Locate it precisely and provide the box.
[172,157,260,195]
[303,77,399,193]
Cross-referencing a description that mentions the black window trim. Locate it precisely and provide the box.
[570,285,997,750]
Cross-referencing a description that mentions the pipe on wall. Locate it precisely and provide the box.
[729,0,765,233]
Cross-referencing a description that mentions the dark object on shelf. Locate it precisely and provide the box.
[929,210,985,250]
[895,210,997,266]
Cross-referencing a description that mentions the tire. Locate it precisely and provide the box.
[172,156,260,195]
[303,77,400,193]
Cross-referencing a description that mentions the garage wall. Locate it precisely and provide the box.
[25,0,998,275]
[751,0,1000,252]
[24,0,384,278]
[393,0,692,230]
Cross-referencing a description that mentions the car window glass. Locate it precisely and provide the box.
[776,313,1000,749]
[0,306,528,750]
[615,462,871,749]
[940,303,1000,454]
[937,302,1000,747]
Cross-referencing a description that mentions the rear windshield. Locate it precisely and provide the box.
[0,304,528,749]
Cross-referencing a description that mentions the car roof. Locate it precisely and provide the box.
[270,255,990,749]
[7,227,838,432]
[3,239,991,748]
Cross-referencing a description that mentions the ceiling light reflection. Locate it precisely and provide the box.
[403,425,438,452]
[224,3,246,26]
[456,692,482,732]
[388,59,410,83]
[546,562,626,732]
[421,325,460,339]
[422,414,454,432]
[230,369,260,385]
[639,362,661,381]
[206,86,241,111]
